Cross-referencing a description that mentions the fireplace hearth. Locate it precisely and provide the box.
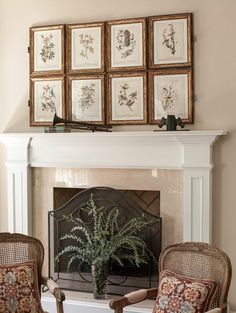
[49,187,162,295]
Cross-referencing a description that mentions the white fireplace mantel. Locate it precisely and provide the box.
[0,130,225,243]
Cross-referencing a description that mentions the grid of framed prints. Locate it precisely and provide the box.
[29,13,193,126]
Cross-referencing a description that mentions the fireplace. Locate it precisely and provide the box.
[49,186,162,294]
[1,131,224,311]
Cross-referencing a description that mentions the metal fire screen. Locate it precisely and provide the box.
[48,187,162,295]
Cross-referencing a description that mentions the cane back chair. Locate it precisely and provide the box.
[110,242,232,313]
[0,232,65,313]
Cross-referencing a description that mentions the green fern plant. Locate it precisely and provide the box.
[55,194,155,271]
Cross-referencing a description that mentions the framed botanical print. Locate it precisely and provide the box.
[67,22,105,74]
[67,75,105,124]
[149,68,193,124]
[30,77,65,126]
[107,18,146,71]
[30,25,65,75]
[149,13,192,68]
[107,72,147,125]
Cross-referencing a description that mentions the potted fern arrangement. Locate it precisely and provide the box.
[56,195,154,299]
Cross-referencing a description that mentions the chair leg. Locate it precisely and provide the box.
[56,300,64,313]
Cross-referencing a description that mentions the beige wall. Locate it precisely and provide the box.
[0,0,236,308]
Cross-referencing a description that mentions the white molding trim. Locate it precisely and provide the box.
[1,136,32,234]
[0,131,225,242]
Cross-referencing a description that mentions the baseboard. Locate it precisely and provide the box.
[42,296,235,313]
[42,296,152,313]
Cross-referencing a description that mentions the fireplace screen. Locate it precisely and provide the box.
[48,187,162,295]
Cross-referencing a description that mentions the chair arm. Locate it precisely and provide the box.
[41,276,65,313]
[109,288,158,313]
[205,309,222,313]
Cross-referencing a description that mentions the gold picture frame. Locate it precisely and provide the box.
[107,17,147,72]
[30,76,65,126]
[67,22,105,74]
[149,13,193,68]
[30,24,65,76]
[149,68,193,124]
[67,74,105,125]
[107,72,147,125]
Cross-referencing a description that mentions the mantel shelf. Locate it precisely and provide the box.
[0,130,226,138]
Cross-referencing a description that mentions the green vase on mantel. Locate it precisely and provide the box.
[92,263,109,299]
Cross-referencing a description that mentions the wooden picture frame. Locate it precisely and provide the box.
[107,17,146,72]
[67,22,105,74]
[149,68,193,124]
[30,76,65,126]
[149,13,192,68]
[107,72,147,125]
[30,24,65,76]
[67,75,105,124]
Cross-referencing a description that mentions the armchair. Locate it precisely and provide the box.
[110,242,232,313]
[0,232,65,313]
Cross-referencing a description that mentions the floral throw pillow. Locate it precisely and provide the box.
[153,270,217,313]
[0,261,44,313]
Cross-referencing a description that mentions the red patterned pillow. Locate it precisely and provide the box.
[153,270,217,313]
[0,261,44,313]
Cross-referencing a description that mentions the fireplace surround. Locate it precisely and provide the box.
[0,131,224,241]
[32,166,182,278]
[0,130,225,312]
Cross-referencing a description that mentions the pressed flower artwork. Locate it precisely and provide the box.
[30,77,64,126]
[116,29,136,59]
[40,84,57,113]
[108,18,146,71]
[154,19,187,64]
[154,74,188,119]
[40,34,55,63]
[68,75,105,124]
[108,73,147,125]
[68,23,104,73]
[117,82,138,111]
[79,33,95,60]
[162,23,177,56]
[149,14,192,68]
[30,25,64,74]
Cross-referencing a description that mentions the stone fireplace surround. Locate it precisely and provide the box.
[0,130,224,313]
[33,167,182,281]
